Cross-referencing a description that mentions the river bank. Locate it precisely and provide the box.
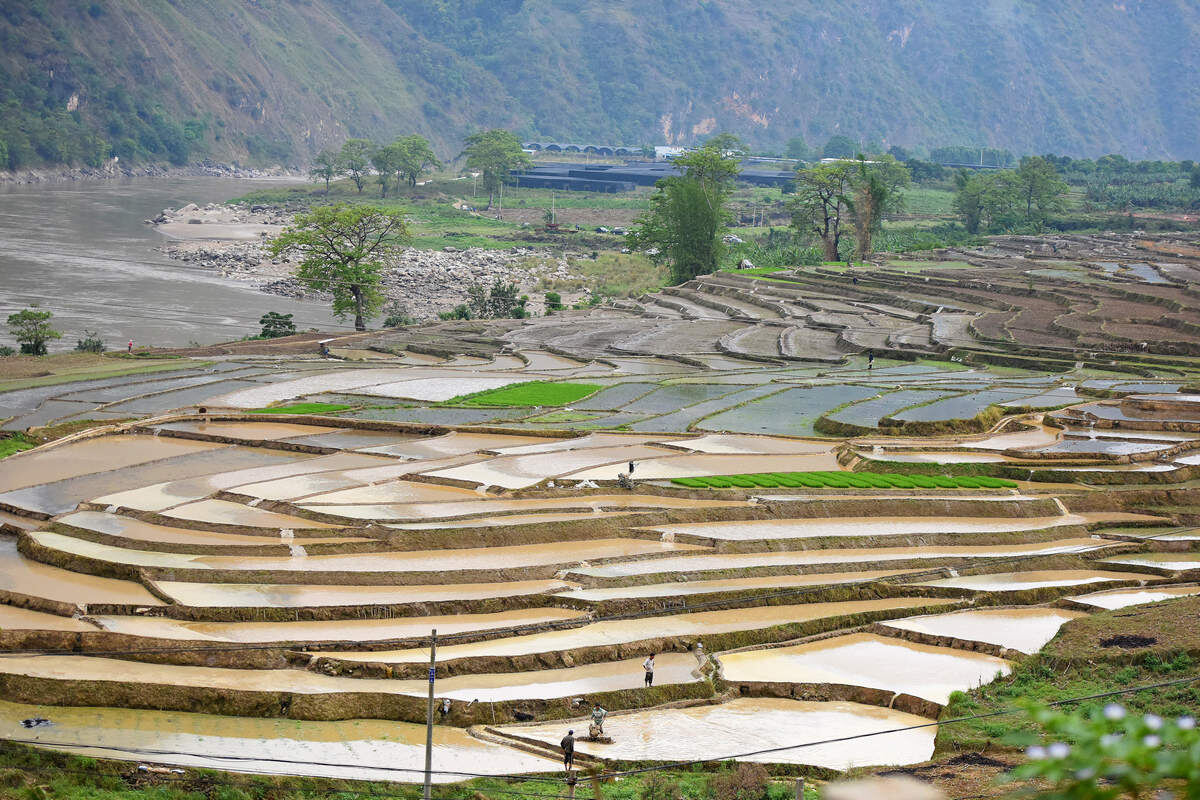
[0,159,298,186]
[150,202,589,317]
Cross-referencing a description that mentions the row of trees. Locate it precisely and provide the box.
[309,136,442,197]
[952,156,1068,233]
[307,129,532,207]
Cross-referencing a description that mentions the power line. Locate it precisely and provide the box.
[592,673,1200,780]
[2,674,1195,790]
[0,736,567,785]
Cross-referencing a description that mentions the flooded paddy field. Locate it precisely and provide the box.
[878,607,1087,653]
[0,699,555,782]
[497,698,936,770]
[718,633,1011,704]
[2,354,1198,779]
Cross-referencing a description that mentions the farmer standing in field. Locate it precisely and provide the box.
[643,653,656,687]
[560,729,575,770]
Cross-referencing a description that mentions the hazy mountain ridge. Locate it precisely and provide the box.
[2,0,1198,168]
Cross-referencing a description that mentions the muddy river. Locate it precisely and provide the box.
[0,178,339,346]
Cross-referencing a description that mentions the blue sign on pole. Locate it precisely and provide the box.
[428,668,436,683]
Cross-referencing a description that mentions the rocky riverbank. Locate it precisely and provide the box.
[151,202,588,318]
[0,159,297,185]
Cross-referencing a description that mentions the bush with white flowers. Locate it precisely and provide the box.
[1002,702,1200,799]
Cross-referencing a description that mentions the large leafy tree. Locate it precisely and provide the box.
[309,149,339,194]
[789,162,854,261]
[370,142,403,198]
[394,134,442,187]
[338,138,375,194]
[846,155,911,259]
[1015,155,1068,219]
[7,307,61,355]
[267,204,409,331]
[460,129,531,208]
[628,144,740,285]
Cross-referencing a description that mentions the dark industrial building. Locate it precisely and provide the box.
[512,161,795,193]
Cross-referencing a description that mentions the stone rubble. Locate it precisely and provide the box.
[152,202,588,318]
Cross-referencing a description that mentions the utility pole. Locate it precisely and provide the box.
[423,628,437,800]
[795,777,805,800]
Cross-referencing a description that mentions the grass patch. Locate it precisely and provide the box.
[937,596,1200,754]
[541,251,668,299]
[247,402,353,415]
[0,433,34,460]
[671,471,1018,490]
[449,381,602,407]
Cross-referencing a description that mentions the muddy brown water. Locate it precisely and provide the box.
[321,597,935,664]
[1101,553,1200,572]
[0,652,699,702]
[0,538,161,607]
[879,607,1087,654]
[0,604,98,632]
[154,578,578,607]
[88,606,586,644]
[498,697,935,770]
[642,514,1114,542]
[1067,584,1200,610]
[718,632,1012,704]
[908,568,1151,592]
[0,436,226,494]
[572,538,1112,579]
[0,178,342,346]
[0,698,555,782]
[92,451,389,511]
[558,570,913,602]
[162,499,340,528]
[56,512,362,546]
[29,531,705,573]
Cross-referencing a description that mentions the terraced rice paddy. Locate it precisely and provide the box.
[1,341,1198,783]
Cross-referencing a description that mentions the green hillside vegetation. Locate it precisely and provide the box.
[4,1,1200,170]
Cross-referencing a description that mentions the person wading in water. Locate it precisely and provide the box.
[643,653,656,687]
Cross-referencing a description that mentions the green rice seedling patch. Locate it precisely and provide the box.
[450,381,601,407]
[248,403,353,415]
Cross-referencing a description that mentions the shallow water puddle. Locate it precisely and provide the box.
[0,435,226,494]
[0,652,698,701]
[88,606,586,644]
[1100,553,1200,572]
[317,494,746,522]
[559,569,913,601]
[422,444,681,489]
[0,698,555,782]
[30,531,704,574]
[907,568,1150,592]
[298,480,478,505]
[643,514,1109,542]
[57,511,361,547]
[0,538,160,607]
[321,598,936,664]
[0,604,98,632]
[154,578,578,607]
[358,431,559,459]
[572,538,1112,579]
[879,607,1087,653]
[154,420,342,440]
[719,632,1011,704]
[497,697,935,770]
[162,499,338,528]
[1066,584,1200,610]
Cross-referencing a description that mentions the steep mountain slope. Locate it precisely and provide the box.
[2,0,1198,169]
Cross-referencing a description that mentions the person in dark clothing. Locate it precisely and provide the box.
[867,350,874,370]
[561,729,576,770]
[628,460,635,474]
